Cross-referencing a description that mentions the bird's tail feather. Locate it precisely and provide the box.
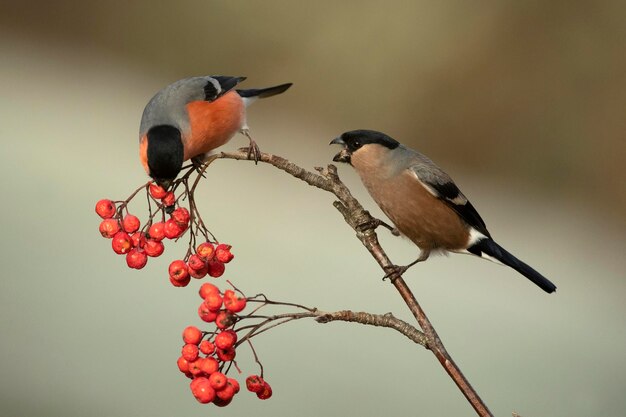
[468,239,557,294]
[237,83,292,99]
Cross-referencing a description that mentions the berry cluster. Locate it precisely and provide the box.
[177,283,272,406]
[168,243,234,288]
[95,181,234,286]
[96,172,278,408]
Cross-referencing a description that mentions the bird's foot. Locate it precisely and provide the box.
[382,264,411,281]
[381,251,430,281]
[191,156,209,179]
[356,218,398,235]
[240,128,260,164]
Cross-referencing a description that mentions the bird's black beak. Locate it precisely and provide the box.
[330,137,351,164]
[155,178,173,190]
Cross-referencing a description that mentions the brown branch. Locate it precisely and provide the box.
[235,309,428,349]
[315,310,428,346]
[216,150,493,417]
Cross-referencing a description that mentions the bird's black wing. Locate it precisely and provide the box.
[203,76,247,101]
[410,166,491,238]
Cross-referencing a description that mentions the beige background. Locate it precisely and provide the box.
[1,1,625,416]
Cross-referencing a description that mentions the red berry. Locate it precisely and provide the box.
[95,199,116,219]
[215,244,234,263]
[204,292,223,312]
[182,343,200,362]
[188,358,204,377]
[170,274,190,287]
[149,182,167,199]
[227,377,240,394]
[171,207,190,226]
[208,372,227,390]
[187,254,205,270]
[99,219,120,238]
[177,356,190,373]
[215,311,236,330]
[188,264,208,279]
[182,326,203,345]
[162,191,175,207]
[111,231,132,254]
[169,260,189,281]
[196,242,215,260]
[164,219,185,239]
[190,377,215,404]
[199,283,220,299]
[216,347,236,362]
[126,248,148,269]
[122,214,140,233]
[199,340,215,355]
[207,260,225,278]
[198,303,218,322]
[246,375,264,393]
[216,383,236,401]
[257,381,272,400]
[223,290,247,313]
[148,222,166,241]
[212,396,232,407]
[143,239,164,257]
[200,357,219,375]
[214,330,237,350]
[130,231,146,248]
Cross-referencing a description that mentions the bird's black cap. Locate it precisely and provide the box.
[331,130,400,154]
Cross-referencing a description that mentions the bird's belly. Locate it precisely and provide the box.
[183,91,245,160]
[365,174,470,251]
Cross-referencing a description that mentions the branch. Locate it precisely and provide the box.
[315,310,428,347]
[235,309,428,348]
[214,149,493,417]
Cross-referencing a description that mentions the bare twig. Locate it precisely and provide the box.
[215,149,493,417]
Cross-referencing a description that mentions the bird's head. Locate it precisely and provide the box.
[146,124,184,189]
[330,130,400,165]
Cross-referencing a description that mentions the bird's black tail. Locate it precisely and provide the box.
[468,239,557,294]
[237,83,292,99]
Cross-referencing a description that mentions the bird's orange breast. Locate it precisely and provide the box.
[183,91,245,160]
[139,134,149,174]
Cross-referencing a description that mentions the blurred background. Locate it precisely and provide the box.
[1,1,625,416]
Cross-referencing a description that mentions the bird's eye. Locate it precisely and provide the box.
[353,140,361,148]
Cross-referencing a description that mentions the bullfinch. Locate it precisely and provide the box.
[330,129,556,293]
[139,76,292,188]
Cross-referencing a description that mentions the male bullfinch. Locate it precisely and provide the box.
[330,130,556,294]
[139,76,292,188]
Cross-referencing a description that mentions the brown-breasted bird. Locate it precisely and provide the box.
[331,129,556,293]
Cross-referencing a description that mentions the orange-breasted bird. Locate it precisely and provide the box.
[139,76,292,187]
[331,129,556,293]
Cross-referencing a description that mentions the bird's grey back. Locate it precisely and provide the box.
[139,77,209,138]
[392,145,455,186]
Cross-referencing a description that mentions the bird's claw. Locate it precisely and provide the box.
[381,252,428,280]
[356,218,399,235]
[240,128,260,164]
[382,264,409,281]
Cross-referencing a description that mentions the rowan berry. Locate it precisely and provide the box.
[182,326,203,345]
[99,219,120,238]
[122,214,140,233]
[215,244,234,263]
[207,260,225,278]
[190,377,215,404]
[126,248,148,269]
[95,199,116,219]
